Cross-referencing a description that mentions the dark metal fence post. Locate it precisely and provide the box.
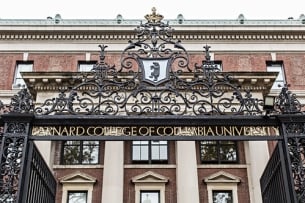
[0,113,34,203]
[278,115,305,203]
[279,122,298,203]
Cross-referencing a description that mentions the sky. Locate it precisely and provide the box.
[0,0,304,20]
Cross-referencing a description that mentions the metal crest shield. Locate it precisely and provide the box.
[139,58,171,85]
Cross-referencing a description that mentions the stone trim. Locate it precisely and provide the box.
[59,171,97,184]
[204,171,241,183]
[1,32,305,41]
[60,171,96,203]
[132,171,169,203]
[53,164,103,169]
[198,164,247,169]
[125,164,176,169]
[204,171,241,203]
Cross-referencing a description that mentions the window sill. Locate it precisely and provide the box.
[53,164,103,169]
[125,164,176,169]
[198,164,247,169]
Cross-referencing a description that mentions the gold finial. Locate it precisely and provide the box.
[145,7,164,23]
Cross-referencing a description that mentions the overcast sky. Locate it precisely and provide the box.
[0,0,304,20]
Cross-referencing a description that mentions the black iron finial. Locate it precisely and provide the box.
[275,84,302,114]
[98,44,108,61]
[10,88,34,113]
[204,45,211,61]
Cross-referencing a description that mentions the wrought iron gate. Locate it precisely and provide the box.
[21,141,56,203]
[260,142,296,203]
[0,114,56,203]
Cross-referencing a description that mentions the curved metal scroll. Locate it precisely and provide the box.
[275,84,302,114]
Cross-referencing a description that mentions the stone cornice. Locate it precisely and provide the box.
[1,17,305,41]
[22,71,278,98]
[1,31,305,42]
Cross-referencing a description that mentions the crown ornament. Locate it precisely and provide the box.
[145,7,164,23]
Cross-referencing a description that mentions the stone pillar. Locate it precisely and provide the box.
[244,141,269,203]
[176,141,200,203]
[101,141,124,203]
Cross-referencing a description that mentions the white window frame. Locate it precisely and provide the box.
[213,60,222,71]
[60,172,96,203]
[132,141,168,164]
[267,62,285,90]
[204,171,240,203]
[13,62,33,89]
[132,171,168,203]
[78,61,96,72]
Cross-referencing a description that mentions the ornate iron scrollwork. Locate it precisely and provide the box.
[10,88,34,113]
[0,137,25,202]
[287,137,305,201]
[275,84,302,114]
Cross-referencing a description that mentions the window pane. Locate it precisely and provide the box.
[132,141,149,161]
[212,191,233,203]
[68,191,87,203]
[133,145,141,160]
[151,141,168,160]
[140,145,149,160]
[140,191,160,203]
[82,144,99,164]
[62,141,99,165]
[201,145,218,161]
[200,141,237,163]
[132,141,168,163]
[151,145,159,160]
[63,145,81,164]
[267,63,285,89]
[14,63,33,87]
[79,62,96,72]
[159,145,168,160]
[220,142,237,161]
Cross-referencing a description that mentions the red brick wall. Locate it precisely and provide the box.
[0,52,123,90]
[215,53,271,72]
[0,53,23,89]
[29,54,84,72]
[277,54,305,89]
[1,52,305,90]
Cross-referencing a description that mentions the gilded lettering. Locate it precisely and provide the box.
[206,127,215,136]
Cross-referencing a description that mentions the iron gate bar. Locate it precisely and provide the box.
[260,142,294,203]
[21,141,56,203]
[281,122,299,203]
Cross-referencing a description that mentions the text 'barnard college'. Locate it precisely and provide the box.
[31,126,279,137]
